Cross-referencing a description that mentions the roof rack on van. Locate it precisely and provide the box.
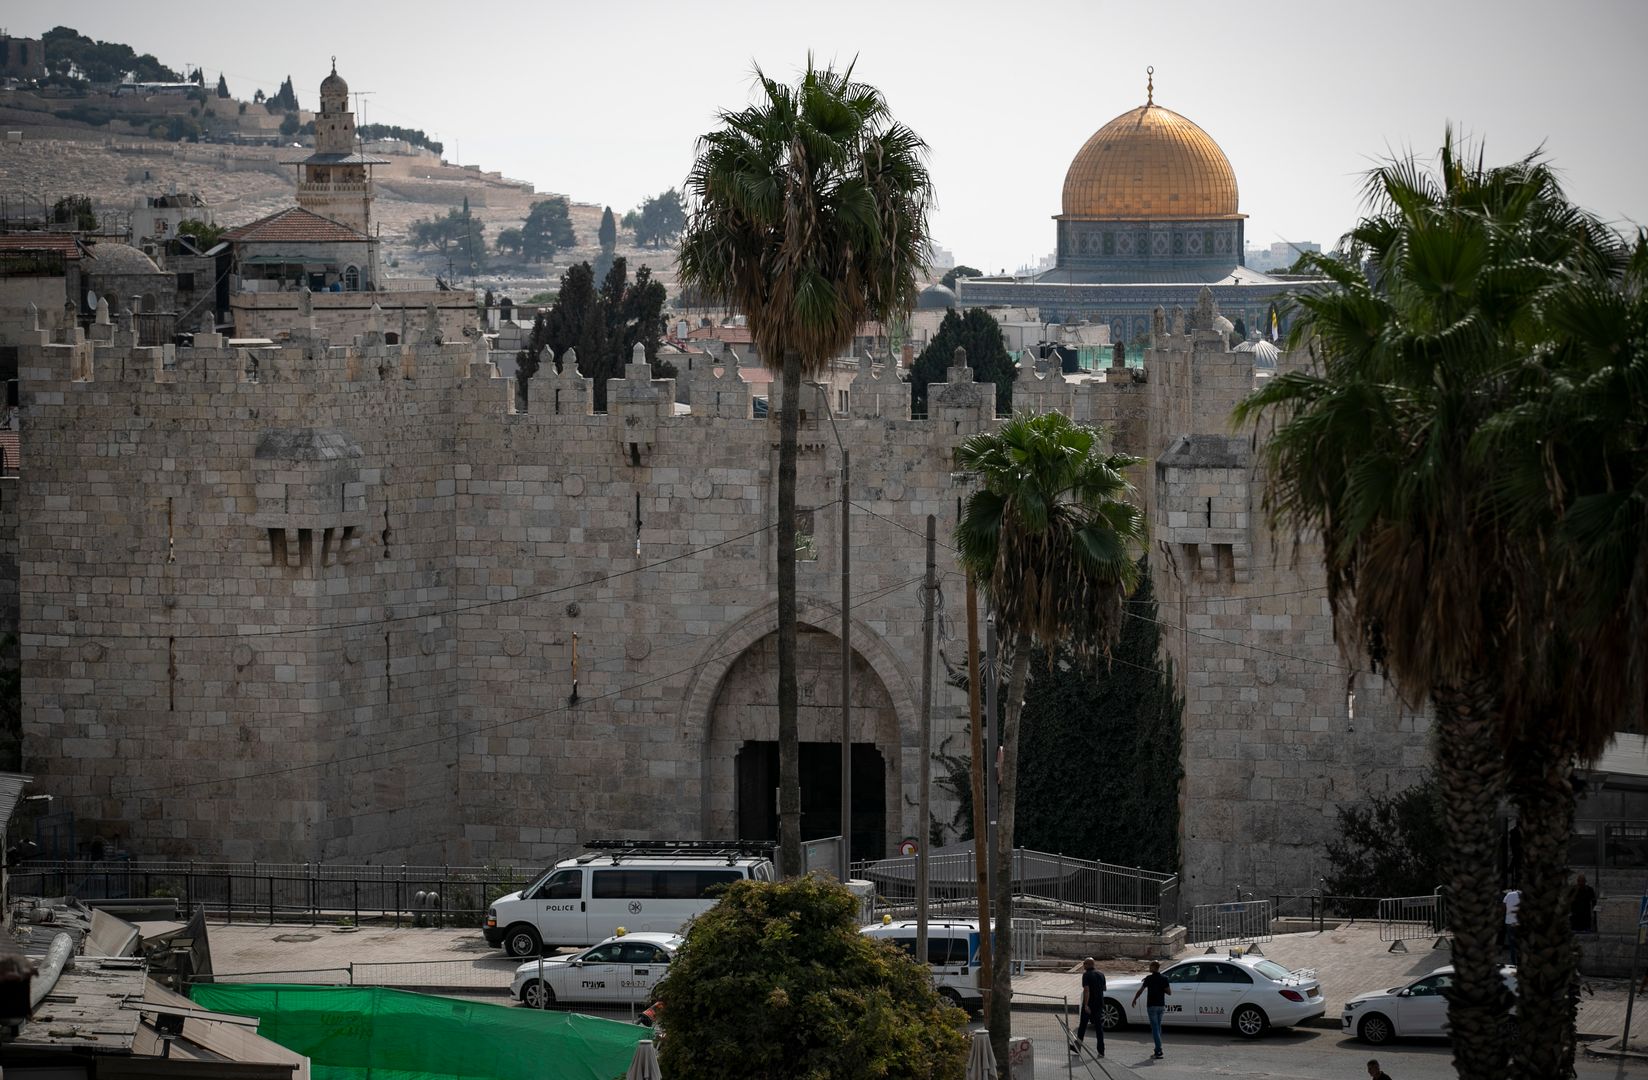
[582,839,778,866]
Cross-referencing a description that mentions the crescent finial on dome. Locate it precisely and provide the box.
[1146,66,1154,106]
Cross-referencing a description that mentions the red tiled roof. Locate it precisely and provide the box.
[0,234,84,259]
[686,324,754,345]
[222,206,367,244]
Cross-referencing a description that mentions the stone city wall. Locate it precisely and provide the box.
[1144,304,1430,907]
[10,301,1427,908]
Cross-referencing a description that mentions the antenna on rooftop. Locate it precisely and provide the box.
[353,90,374,129]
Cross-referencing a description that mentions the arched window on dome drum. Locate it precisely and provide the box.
[344,265,360,292]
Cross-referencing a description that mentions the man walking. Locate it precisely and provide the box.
[1367,1060,1392,1080]
[1071,956,1105,1057]
[1131,959,1171,1059]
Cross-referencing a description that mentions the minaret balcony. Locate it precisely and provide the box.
[299,181,372,196]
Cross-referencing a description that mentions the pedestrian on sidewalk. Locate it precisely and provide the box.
[1571,873,1597,934]
[1131,959,1171,1059]
[1366,1060,1391,1080]
[1503,887,1521,965]
[1071,957,1105,1057]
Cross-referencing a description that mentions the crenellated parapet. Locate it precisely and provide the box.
[846,353,909,420]
[928,347,995,429]
[682,349,753,419]
[1011,349,1075,417]
[608,343,677,464]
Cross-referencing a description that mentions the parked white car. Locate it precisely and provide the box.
[1341,964,1518,1044]
[1102,955,1325,1038]
[510,932,683,1009]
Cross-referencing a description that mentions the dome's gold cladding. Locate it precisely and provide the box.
[1060,103,1240,220]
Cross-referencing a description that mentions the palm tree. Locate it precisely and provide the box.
[1482,226,1642,1078]
[954,411,1146,1067]
[1234,132,1623,1080]
[679,60,931,875]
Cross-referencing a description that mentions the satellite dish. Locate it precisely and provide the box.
[86,289,99,311]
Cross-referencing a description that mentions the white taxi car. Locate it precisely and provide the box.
[510,932,682,1009]
[1341,964,1518,1044]
[1102,955,1325,1038]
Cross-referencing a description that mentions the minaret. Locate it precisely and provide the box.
[294,58,382,233]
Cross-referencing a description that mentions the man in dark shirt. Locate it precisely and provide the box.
[1071,956,1106,1057]
[1367,1059,1392,1080]
[1571,873,1597,933]
[1131,960,1172,1058]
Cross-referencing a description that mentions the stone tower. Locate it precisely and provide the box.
[294,60,381,233]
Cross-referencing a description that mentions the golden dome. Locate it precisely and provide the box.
[1060,98,1240,221]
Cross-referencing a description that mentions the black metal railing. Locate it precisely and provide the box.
[11,860,546,927]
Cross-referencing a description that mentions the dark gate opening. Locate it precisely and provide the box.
[735,741,886,862]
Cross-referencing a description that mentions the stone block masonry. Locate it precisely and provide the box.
[9,292,1428,906]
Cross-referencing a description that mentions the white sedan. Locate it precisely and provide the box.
[510,932,682,1009]
[1341,964,1518,1044]
[1102,955,1325,1038]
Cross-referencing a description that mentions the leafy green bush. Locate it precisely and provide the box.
[654,876,968,1079]
[1323,774,1445,899]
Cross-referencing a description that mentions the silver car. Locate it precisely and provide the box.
[510,932,682,1009]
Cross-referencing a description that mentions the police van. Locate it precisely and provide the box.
[484,840,777,956]
[860,917,986,1013]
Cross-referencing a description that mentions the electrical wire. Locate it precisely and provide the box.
[117,573,926,800]
[70,511,803,642]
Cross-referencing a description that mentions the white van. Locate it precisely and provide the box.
[860,918,986,1013]
[484,840,776,956]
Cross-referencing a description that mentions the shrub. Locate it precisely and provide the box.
[654,876,968,1079]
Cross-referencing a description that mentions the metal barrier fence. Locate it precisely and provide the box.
[1378,893,1449,952]
[852,848,1178,933]
[11,860,553,927]
[1271,893,1383,929]
[1010,917,1044,972]
[1186,899,1274,950]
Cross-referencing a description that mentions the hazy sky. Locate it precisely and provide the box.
[13,0,1648,272]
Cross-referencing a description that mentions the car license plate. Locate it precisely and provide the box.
[1305,985,1319,997]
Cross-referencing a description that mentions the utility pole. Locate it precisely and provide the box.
[966,572,993,988]
[984,609,998,905]
[839,449,852,883]
[915,515,937,964]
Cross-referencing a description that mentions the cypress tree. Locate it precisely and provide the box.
[1012,561,1182,871]
[909,307,1015,416]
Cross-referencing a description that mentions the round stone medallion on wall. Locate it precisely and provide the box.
[502,630,526,657]
[883,480,906,502]
[690,476,714,500]
[343,640,362,665]
[625,636,651,661]
[419,632,437,656]
[80,642,106,663]
[232,643,253,669]
[563,474,585,497]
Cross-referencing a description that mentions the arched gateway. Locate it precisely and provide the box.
[677,598,920,863]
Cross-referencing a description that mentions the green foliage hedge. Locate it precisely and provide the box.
[654,876,968,1079]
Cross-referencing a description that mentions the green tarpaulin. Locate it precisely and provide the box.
[189,983,648,1080]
